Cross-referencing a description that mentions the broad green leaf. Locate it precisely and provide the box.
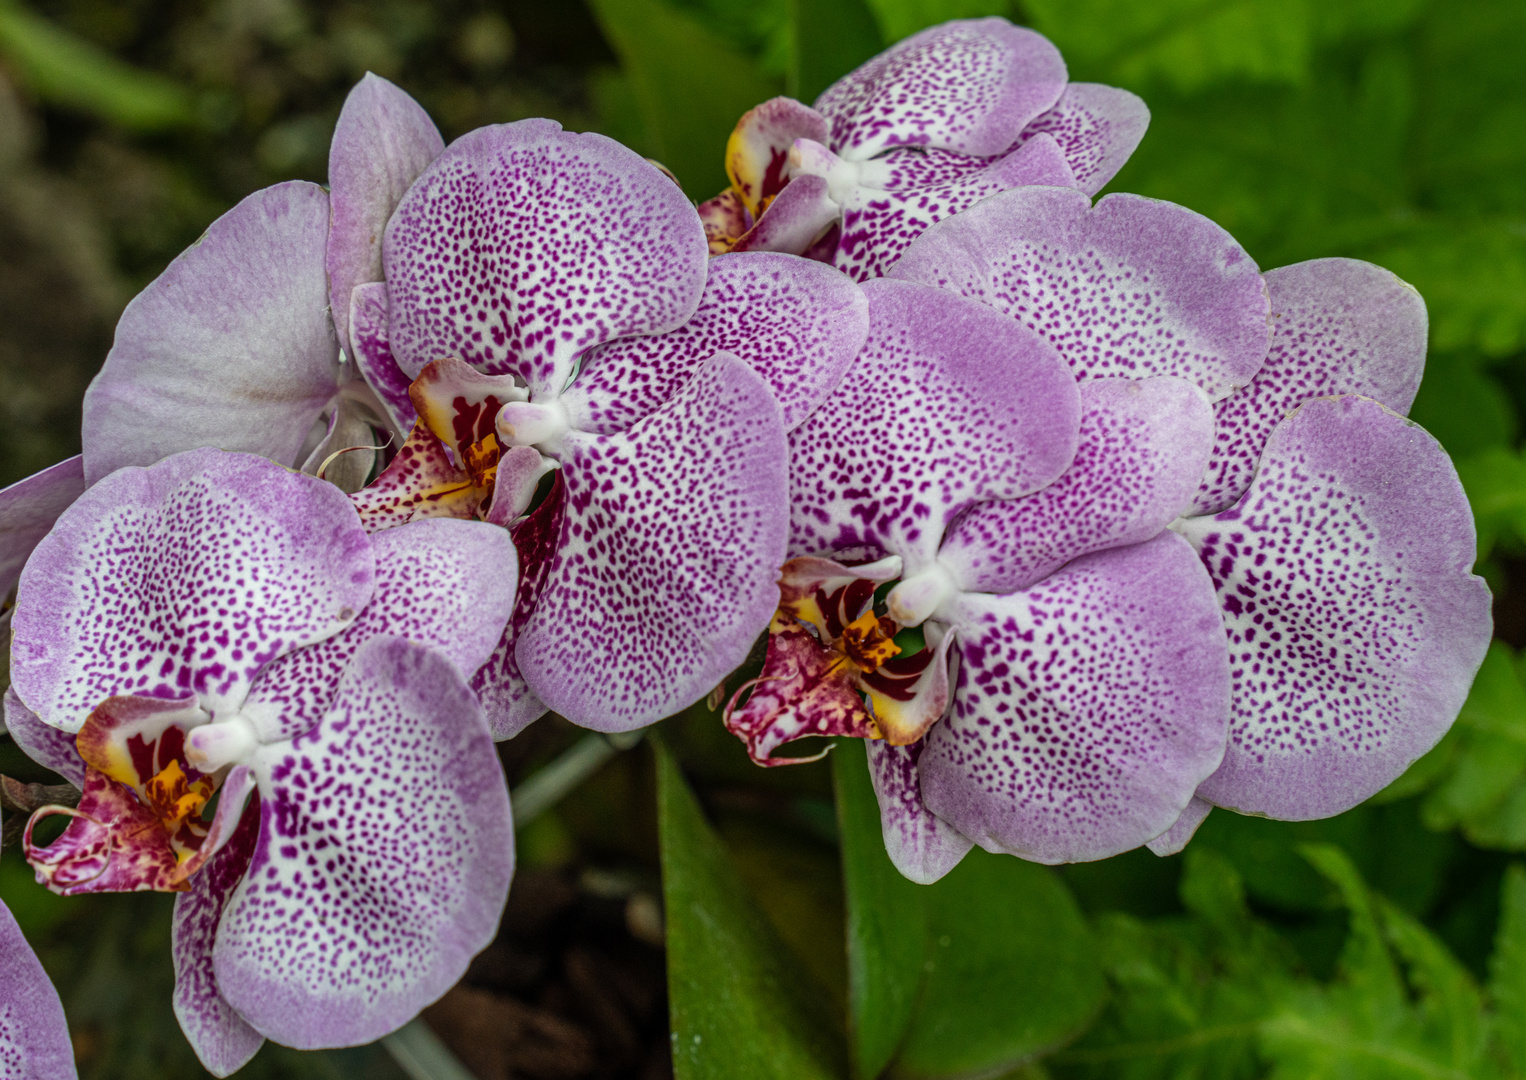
[655,738,848,1080]
[1407,350,1518,459]
[789,0,883,103]
[860,0,1008,48]
[1457,449,1526,559]
[587,0,781,198]
[1488,864,1526,1075]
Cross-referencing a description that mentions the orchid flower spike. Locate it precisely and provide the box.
[6,449,516,1075]
[0,898,77,1078]
[700,17,1149,281]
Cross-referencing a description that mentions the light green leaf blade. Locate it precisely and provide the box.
[1488,863,1526,1075]
[789,0,883,103]
[860,0,1008,48]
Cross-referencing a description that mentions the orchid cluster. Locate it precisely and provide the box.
[0,14,1490,1076]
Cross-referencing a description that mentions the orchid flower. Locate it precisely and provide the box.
[344,118,869,739]
[0,898,76,1078]
[5,449,516,1075]
[700,17,1149,281]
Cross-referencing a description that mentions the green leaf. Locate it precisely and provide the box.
[587,0,782,198]
[1406,350,1518,459]
[655,737,848,1080]
[859,0,1008,49]
[789,0,883,103]
[1457,449,1526,559]
[1488,864,1526,1075]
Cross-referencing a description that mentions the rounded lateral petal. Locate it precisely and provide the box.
[1144,795,1211,857]
[82,182,340,485]
[327,73,444,353]
[815,18,1066,160]
[383,119,707,394]
[348,282,420,435]
[833,132,1075,283]
[12,449,374,731]
[866,738,973,884]
[216,636,513,1048]
[1191,258,1430,517]
[890,187,1270,402]
[1178,396,1492,820]
[731,173,840,256]
[921,533,1231,864]
[516,353,788,731]
[787,278,1080,572]
[564,253,869,434]
[939,376,1214,595]
[3,688,84,787]
[0,455,85,606]
[0,898,77,1080]
[243,517,516,742]
[1019,83,1150,197]
[725,97,830,217]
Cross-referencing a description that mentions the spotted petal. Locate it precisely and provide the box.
[0,899,77,1080]
[1191,258,1429,516]
[0,455,85,623]
[11,449,374,731]
[383,119,707,395]
[1177,396,1491,820]
[215,636,513,1048]
[564,253,868,434]
[516,353,788,731]
[3,689,84,787]
[815,18,1066,160]
[866,738,973,883]
[921,533,1230,864]
[939,376,1214,595]
[787,278,1080,573]
[348,282,420,435]
[1019,83,1149,196]
[1145,795,1212,857]
[725,96,829,217]
[890,187,1270,402]
[81,182,340,485]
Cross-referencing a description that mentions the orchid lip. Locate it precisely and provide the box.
[186,715,261,772]
[496,398,570,453]
[886,564,958,627]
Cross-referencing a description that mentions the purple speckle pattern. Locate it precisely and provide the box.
[1191,258,1429,517]
[81,182,340,485]
[383,119,707,394]
[3,689,84,788]
[11,449,374,731]
[215,637,513,1049]
[939,376,1214,595]
[921,534,1230,864]
[1180,396,1492,820]
[243,517,517,743]
[0,899,77,1080]
[516,353,788,731]
[815,18,1066,160]
[1145,795,1212,857]
[563,253,869,434]
[348,282,421,435]
[890,187,1271,402]
[865,738,972,884]
[786,278,1079,572]
[0,454,85,603]
[1018,83,1149,197]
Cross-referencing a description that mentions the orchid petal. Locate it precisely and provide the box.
[326,73,444,352]
[1019,83,1150,197]
[564,253,869,435]
[215,636,513,1048]
[516,353,788,731]
[921,533,1230,864]
[81,182,340,485]
[1145,795,1212,857]
[939,376,1214,595]
[725,96,829,217]
[731,174,839,256]
[866,738,973,884]
[347,423,485,531]
[12,449,374,731]
[890,187,1270,402]
[0,898,77,1080]
[815,18,1066,160]
[0,455,84,609]
[348,282,420,435]
[786,278,1080,572]
[26,768,184,894]
[383,120,707,394]
[1178,396,1491,820]
[1191,258,1429,516]
[863,626,958,746]
[3,689,84,787]
[698,189,752,254]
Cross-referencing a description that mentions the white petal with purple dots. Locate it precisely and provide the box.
[0,898,77,1080]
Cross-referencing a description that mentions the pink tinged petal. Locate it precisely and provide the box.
[889,187,1271,402]
[862,626,958,745]
[12,448,374,731]
[349,282,420,435]
[921,533,1231,864]
[698,190,752,254]
[26,770,183,894]
[866,738,973,884]
[409,357,526,463]
[1018,83,1149,197]
[564,253,869,435]
[786,278,1080,571]
[731,174,840,256]
[81,182,340,485]
[485,445,554,527]
[0,455,84,604]
[326,73,444,353]
[833,132,1075,283]
[516,353,789,731]
[1178,396,1492,820]
[348,423,484,531]
[243,517,517,742]
[815,18,1066,160]
[0,898,77,1080]
[1145,795,1212,857]
[725,97,830,217]
[939,376,1215,595]
[216,636,514,1048]
[3,689,84,788]
[383,119,707,394]
[1191,258,1430,517]
[173,791,263,1078]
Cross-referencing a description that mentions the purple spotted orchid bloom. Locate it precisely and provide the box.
[700,17,1148,282]
[5,449,516,1075]
[344,117,868,739]
[0,898,77,1078]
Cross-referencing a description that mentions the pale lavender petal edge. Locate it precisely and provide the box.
[866,738,972,884]
[1144,795,1212,857]
[0,898,77,1080]
[3,688,83,787]
[0,455,84,603]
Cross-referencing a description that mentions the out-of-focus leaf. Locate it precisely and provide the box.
[655,738,847,1080]
[1457,449,1526,559]
[0,1,198,131]
[789,0,883,103]
[860,0,1007,49]
[1408,350,1518,459]
[587,0,781,198]
[1488,864,1526,1075]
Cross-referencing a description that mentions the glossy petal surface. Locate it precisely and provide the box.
[866,738,972,884]
[0,455,84,605]
[0,899,77,1080]
[1019,83,1149,196]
